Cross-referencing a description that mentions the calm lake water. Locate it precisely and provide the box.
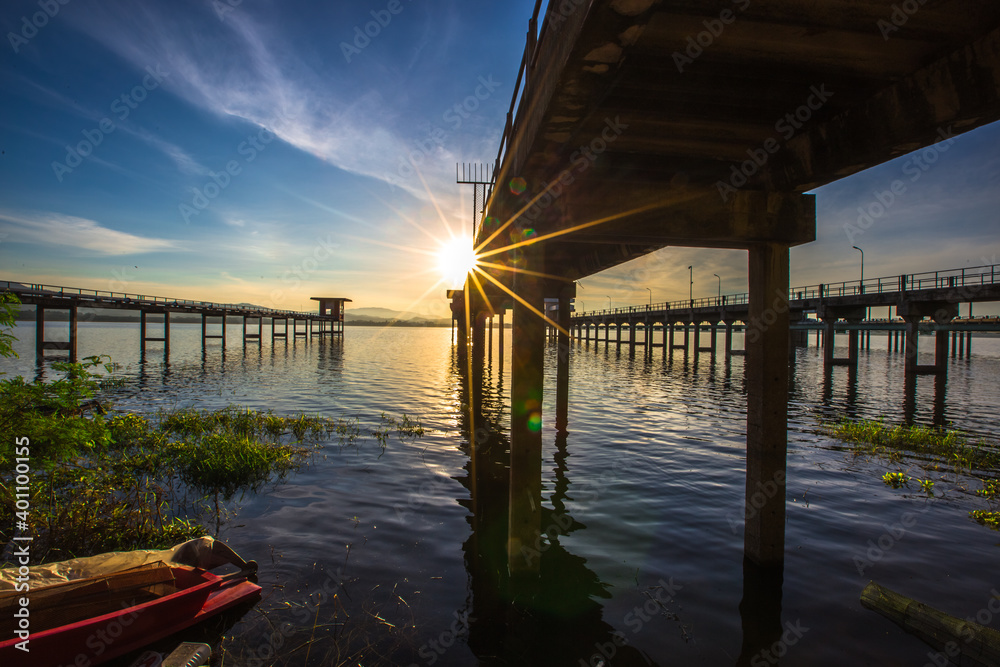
[3,322,1000,666]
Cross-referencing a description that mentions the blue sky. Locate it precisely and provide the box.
[2,0,998,317]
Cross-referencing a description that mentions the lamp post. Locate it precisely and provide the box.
[853,245,867,319]
[713,273,721,304]
[605,296,612,311]
[687,265,693,304]
[645,287,652,306]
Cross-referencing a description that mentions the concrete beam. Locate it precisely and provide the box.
[766,23,1000,191]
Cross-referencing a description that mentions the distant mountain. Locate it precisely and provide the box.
[345,307,427,321]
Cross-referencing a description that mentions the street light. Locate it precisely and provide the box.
[713,273,721,303]
[644,287,652,306]
[605,296,612,311]
[853,245,867,319]
[687,265,693,303]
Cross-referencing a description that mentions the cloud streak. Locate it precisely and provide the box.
[70,1,461,200]
[0,210,179,255]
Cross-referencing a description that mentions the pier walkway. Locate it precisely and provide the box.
[1,280,347,361]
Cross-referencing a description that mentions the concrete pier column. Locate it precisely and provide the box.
[498,310,505,365]
[958,330,965,358]
[221,314,227,349]
[951,331,958,358]
[69,305,78,363]
[140,310,147,355]
[668,322,675,356]
[725,322,734,359]
[35,306,45,362]
[164,312,170,357]
[822,320,835,369]
[556,290,573,434]
[903,318,919,381]
[935,329,948,372]
[682,323,690,353]
[848,328,859,368]
[508,244,545,578]
[966,331,972,358]
[710,323,718,355]
[201,313,207,350]
[628,322,637,358]
[745,242,790,567]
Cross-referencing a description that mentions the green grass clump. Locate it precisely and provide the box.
[971,510,1000,530]
[830,418,1000,471]
[829,417,1000,533]
[881,472,909,489]
[0,356,425,563]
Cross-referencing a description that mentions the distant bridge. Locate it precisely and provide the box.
[1,280,348,360]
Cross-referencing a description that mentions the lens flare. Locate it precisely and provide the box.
[509,177,527,195]
[437,236,478,287]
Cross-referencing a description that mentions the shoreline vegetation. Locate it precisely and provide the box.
[828,418,1000,529]
[0,291,426,565]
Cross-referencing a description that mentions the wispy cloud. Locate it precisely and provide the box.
[8,75,209,177]
[69,1,461,200]
[0,210,179,255]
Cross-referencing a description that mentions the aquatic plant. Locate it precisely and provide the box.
[881,472,909,489]
[0,369,426,562]
[971,510,1000,530]
[829,417,1000,532]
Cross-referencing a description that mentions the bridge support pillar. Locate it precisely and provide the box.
[34,306,45,362]
[725,322,734,358]
[498,310,505,365]
[471,301,488,367]
[69,305,78,363]
[744,242,789,567]
[899,301,958,388]
[556,289,573,434]
[508,245,544,579]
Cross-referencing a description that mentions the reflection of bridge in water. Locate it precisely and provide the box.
[454,336,796,665]
[449,0,1000,621]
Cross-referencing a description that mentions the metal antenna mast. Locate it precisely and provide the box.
[456,163,494,237]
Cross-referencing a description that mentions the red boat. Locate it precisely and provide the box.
[0,538,260,666]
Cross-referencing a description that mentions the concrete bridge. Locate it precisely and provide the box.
[1,280,349,361]
[570,261,1000,379]
[453,0,1000,574]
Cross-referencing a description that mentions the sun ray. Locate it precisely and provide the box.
[342,234,440,257]
[474,180,564,254]
[476,201,665,261]
[475,260,571,283]
[472,266,568,337]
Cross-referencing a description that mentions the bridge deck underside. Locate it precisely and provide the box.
[477,0,1000,284]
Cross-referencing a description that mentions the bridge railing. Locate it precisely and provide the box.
[0,280,325,318]
[572,263,1000,317]
[478,0,546,240]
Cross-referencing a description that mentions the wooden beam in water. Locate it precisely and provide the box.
[861,581,1000,666]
